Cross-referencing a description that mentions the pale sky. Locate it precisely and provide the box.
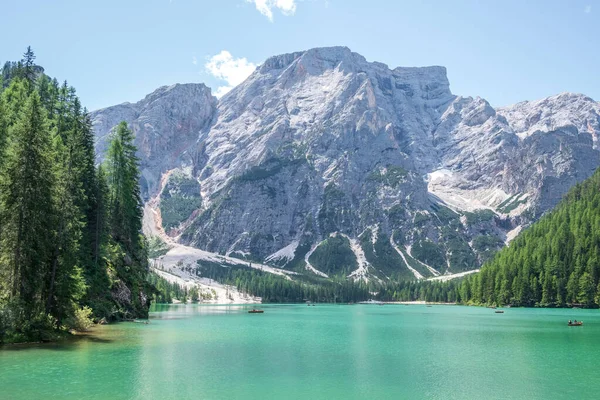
[1,0,598,110]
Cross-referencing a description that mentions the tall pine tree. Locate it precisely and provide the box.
[104,122,149,317]
[0,91,54,319]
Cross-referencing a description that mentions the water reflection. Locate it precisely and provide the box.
[150,303,259,318]
[2,305,600,400]
[1,332,114,352]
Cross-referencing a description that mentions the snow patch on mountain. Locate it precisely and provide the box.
[428,269,480,282]
[427,169,510,212]
[154,244,294,278]
[390,237,423,280]
[335,233,372,282]
[265,240,299,264]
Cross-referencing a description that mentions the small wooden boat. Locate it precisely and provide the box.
[248,309,264,314]
[568,321,583,326]
[495,310,504,314]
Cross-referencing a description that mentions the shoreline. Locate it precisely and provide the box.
[2,303,595,346]
[358,300,457,305]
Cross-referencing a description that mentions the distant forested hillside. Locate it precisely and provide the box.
[461,167,600,307]
[375,167,600,308]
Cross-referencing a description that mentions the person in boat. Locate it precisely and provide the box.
[568,320,572,324]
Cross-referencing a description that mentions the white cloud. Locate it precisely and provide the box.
[192,56,197,65]
[246,0,297,21]
[584,5,592,13]
[205,51,257,98]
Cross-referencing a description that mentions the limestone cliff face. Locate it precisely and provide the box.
[496,93,600,214]
[92,47,600,281]
[91,83,216,199]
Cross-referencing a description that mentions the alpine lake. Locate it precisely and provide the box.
[1,304,598,399]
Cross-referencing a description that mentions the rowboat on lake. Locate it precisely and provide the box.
[568,321,583,326]
[248,309,264,314]
[495,310,504,314]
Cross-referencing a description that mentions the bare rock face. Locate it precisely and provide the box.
[92,46,600,281]
[91,83,217,199]
[496,94,600,214]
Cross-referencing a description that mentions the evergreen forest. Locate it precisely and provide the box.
[0,48,150,343]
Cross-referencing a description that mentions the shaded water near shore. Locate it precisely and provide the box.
[1,304,599,399]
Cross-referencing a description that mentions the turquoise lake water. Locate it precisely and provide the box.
[1,304,599,399]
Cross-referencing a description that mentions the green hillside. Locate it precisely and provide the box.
[462,168,600,307]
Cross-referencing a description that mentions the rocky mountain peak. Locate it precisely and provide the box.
[258,46,361,74]
[497,92,599,140]
[92,47,600,283]
[92,82,216,198]
[141,83,214,106]
[250,46,452,104]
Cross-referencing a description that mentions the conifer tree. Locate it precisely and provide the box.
[2,79,28,126]
[0,91,54,317]
[0,94,7,160]
[45,99,87,320]
[104,122,149,316]
[106,122,143,249]
[80,165,112,316]
[0,49,152,342]
[22,46,37,89]
[94,165,110,269]
[76,108,101,276]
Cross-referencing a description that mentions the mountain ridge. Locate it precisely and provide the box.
[91,46,600,284]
